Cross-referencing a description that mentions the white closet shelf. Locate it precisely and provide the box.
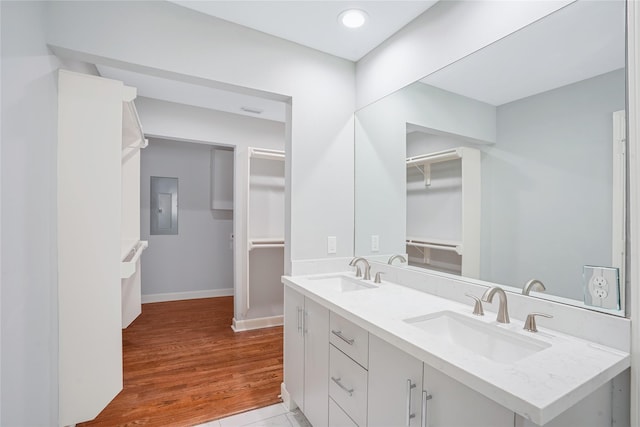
[406,147,467,167]
[121,240,148,279]
[122,100,148,150]
[406,236,463,255]
[249,147,285,161]
[249,238,285,251]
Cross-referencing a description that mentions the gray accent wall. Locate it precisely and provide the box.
[482,69,626,299]
[140,138,233,296]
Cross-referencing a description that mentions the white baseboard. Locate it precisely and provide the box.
[231,315,283,332]
[280,383,297,411]
[142,288,233,304]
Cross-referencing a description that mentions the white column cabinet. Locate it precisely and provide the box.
[368,335,424,427]
[284,287,329,427]
[58,70,125,426]
[422,363,514,427]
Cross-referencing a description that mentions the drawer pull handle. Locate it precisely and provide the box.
[406,379,416,426]
[331,330,355,345]
[297,307,302,333]
[331,376,354,396]
[421,390,432,427]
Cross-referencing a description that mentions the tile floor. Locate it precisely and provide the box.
[195,403,312,427]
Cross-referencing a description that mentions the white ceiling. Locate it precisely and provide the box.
[168,1,438,62]
[420,1,625,106]
[98,1,437,122]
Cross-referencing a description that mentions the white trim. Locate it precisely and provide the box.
[629,0,640,423]
[280,382,297,411]
[141,288,233,304]
[613,110,626,312]
[231,315,283,332]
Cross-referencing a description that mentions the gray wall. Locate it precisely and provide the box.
[482,69,626,299]
[1,2,60,425]
[141,138,233,296]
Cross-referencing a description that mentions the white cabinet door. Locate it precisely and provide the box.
[368,335,424,427]
[423,363,513,427]
[58,70,124,426]
[284,287,329,427]
[304,297,329,427]
[284,286,305,410]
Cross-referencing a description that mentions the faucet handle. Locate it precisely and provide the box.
[523,312,553,332]
[464,293,484,316]
[374,271,385,284]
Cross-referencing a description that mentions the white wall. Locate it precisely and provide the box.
[1,2,60,425]
[356,0,572,109]
[136,97,286,149]
[45,1,356,272]
[140,138,233,297]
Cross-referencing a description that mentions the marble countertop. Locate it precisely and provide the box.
[283,272,630,426]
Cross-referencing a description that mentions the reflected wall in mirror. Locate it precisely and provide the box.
[354,0,627,313]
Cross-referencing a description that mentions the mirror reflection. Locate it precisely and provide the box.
[354,0,627,313]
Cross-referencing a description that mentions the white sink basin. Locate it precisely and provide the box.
[307,275,378,292]
[404,311,551,364]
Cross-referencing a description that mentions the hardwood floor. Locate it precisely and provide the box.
[80,297,283,427]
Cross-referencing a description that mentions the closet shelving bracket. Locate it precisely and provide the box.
[406,147,465,187]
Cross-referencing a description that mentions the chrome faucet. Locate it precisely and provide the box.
[481,286,510,323]
[349,257,371,280]
[522,279,546,296]
[387,254,407,265]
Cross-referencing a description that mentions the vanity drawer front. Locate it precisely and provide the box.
[330,344,368,427]
[330,312,369,368]
[329,397,359,427]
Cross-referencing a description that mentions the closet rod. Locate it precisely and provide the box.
[406,239,462,255]
[249,147,285,161]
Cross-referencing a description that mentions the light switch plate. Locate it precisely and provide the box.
[583,265,620,309]
[371,235,379,252]
[327,236,337,254]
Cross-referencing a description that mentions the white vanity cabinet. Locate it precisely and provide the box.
[283,277,628,427]
[422,363,514,427]
[368,335,424,427]
[284,287,329,427]
[368,335,512,427]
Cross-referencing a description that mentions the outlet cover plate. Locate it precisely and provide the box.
[583,265,620,309]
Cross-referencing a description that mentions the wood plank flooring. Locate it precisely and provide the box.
[80,297,283,427]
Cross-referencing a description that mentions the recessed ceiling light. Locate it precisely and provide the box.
[339,9,368,29]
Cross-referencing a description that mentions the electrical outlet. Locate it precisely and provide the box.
[371,235,379,252]
[327,236,337,254]
[583,266,620,309]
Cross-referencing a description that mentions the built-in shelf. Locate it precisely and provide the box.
[249,238,285,251]
[120,240,148,279]
[405,145,480,278]
[122,100,148,151]
[406,236,463,255]
[244,146,285,314]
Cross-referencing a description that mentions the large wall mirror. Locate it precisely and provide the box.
[354,0,627,315]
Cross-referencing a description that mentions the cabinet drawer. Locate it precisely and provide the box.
[330,345,368,427]
[330,312,369,368]
[329,397,359,427]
